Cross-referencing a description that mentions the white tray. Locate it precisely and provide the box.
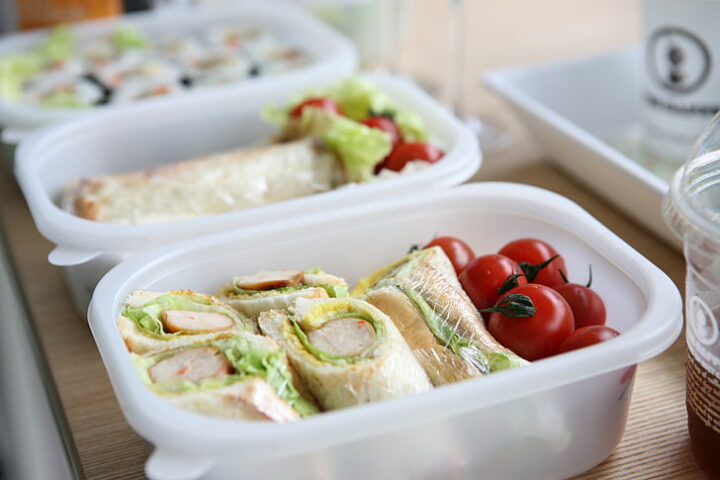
[485,47,680,248]
[89,182,682,480]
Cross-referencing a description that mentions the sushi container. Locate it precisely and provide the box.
[14,73,480,311]
[88,182,683,480]
[0,0,357,145]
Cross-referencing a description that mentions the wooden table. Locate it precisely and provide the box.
[0,0,708,478]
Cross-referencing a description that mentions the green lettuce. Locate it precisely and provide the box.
[320,112,392,182]
[122,292,245,336]
[111,25,149,51]
[40,89,88,109]
[0,54,40,101]
[35,25,75,62]
[218,337,318,417]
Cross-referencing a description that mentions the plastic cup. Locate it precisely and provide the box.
[663,112,720,478]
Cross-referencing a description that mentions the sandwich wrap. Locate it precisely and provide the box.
[258,297,432,411]
[218,269,348,323]
[354,247,528,386]
[65,138,342,225]
[117,289,255,355]
[133,332,319,422]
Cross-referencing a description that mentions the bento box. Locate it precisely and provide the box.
[88,182,682,480]
[14,73,480,310]
[0,1,356,140]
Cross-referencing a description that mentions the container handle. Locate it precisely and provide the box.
[48,246,102,266]
[145,448,215,480]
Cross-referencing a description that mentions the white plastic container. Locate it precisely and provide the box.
[15,73,479,310]
[89,182,682,480]
[0,1,357,141]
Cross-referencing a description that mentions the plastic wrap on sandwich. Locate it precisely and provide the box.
[0,24,310,109]
[62,77,446,225]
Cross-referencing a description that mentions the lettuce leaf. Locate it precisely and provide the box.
[35,25,75,62]
[218,337,318,417]
[40,89,88,109]
[122,292,245,336]
[111,25,149,51]
[320,112,392,182]
[0,54,40,101]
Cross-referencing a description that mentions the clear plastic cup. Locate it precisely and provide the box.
[663,112,720,478]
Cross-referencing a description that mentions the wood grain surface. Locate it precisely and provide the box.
[0,0,710,478]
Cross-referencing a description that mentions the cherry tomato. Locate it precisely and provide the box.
[498,238,568,287]
[382,142,444,172]
[460,254,527,313]
[290,97,343,118]
[362,116,402,145]
[553,282,606,328]
[487,284,574,361]
[424,236,475,275]
[557,326,620,354]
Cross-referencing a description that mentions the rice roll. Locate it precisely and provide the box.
[355,247,528,386]
[258,297,432,411]
[23,77,103,108]
[219,269,348,322]
[134,332,319,421]
[65,138,342,225]
[117,289,254,355]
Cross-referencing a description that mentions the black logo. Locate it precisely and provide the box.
[647,26,711,94]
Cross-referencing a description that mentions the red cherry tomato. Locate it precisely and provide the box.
[424,236,475,275]
[557,326,620,354]
[382,142,444,172]
[487,284,574,361]
[290,97,343,118]
[498,238,568,287]
[460,254,527,312]
[553,282,606,328]
[362,116,402,145]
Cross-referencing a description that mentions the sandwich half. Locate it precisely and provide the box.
[65,138,342,225]
[354,247,528,386]
[134,332,318,422]
[218,269,348,322]
[258,297,432,411]
[117,289,254,355]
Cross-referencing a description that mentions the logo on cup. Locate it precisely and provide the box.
[647,26,711,94]
[689,295,719,346]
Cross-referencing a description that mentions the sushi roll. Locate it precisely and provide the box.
[258,297,432,411]
[110,79,182,103]
[116,289,255,355]
[206,25,261,52]
[245,32,308,75]
[354,247,528,386]
[96,54,181,90]
[218,269,348,323]
[134,333,319,421]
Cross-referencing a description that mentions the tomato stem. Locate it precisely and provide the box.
[497,273,523,296]
[586,265,593,288]
[481,294,536,318]
[407,244,421,254]
[519,255,559,283]
[559,268,569,284]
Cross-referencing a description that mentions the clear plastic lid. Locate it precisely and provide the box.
[663,112,720,249]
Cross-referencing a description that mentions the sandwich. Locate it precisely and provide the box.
[65,138,342,225]
[218,268,348,322]
[354,247,528,386]
[117,289,255,355]
[134,332,318,422]
[258,297,432,411]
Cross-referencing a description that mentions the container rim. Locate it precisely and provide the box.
[88,182,683,460]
